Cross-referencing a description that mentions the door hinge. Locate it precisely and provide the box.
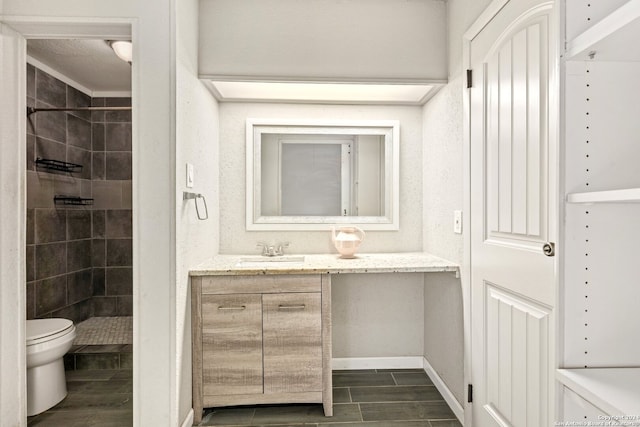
[466,69,473,88]
[467,384,473,403]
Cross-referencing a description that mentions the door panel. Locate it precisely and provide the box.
[202,294,263,396]
[263,292,322,394]
[469,1,556,426]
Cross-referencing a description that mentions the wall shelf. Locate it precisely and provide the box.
[35,157,83,174]
[53,196,94,206]
[558,368,640,416]
[566,0,640,61]
[566,188,640,204]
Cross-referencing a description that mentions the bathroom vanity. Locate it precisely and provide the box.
[190,252,458,423]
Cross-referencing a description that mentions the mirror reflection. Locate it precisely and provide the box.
[246,119,399,230]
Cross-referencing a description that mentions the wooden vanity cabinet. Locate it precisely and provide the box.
[191,274,332,423]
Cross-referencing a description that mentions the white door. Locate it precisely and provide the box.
[468,0,557,425]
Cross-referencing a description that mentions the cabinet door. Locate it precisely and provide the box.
[263,293,322,394]
[202,294,263,396]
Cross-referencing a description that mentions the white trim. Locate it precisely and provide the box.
[200,73,448,85]
[423,357,464,424]
[180,409,194,427]
[26,56,93,96]
[26,56,132,98]
[332,357,424,371]
[464,0,510,40]
[0,16,131,39]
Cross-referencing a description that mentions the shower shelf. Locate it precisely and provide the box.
[54,195,94,206]
[35,157,83,174]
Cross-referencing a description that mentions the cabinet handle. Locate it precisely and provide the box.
[218,305,246,310]
[278,304,306,310]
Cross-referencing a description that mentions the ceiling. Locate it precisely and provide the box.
[27,39,131,94]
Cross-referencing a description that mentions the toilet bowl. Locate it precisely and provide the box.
[26,318,76,416]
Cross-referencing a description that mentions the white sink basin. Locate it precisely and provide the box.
[235,255,305,267]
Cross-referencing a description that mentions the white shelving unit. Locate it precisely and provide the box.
[567,188,640,203]
[561,0,640,420]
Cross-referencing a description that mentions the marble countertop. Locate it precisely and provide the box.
[190,252,459,276]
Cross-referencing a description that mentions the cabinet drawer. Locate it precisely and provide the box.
[263,293,323,394]
[202,294,263,396]
[201,275,321,294]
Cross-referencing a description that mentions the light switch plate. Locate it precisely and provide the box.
[454,210,462,234]
[186,163,194,188]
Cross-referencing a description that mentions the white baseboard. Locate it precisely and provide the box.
[180,408,194,427]
[332,356,424,370]
[422,357,464,424]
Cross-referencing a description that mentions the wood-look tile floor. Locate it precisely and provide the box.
[26,369,461,426]
[27,369,133,427]
[197,369,462,426]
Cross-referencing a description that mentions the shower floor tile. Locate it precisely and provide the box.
[74,316,132,345]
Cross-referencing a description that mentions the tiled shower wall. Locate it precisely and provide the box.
[26,64,132,322]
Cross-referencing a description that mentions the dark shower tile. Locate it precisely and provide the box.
[67,86,91,121]
[106,109,132,123]
[35,136,66,163]
[91,97,106,122]
[72,353,121,371]
[35,111,66,144]
[27,63,36,98]
[67,210,92,240]
[92,123,105,151]
[67,239,92,272]
[27,99,36,136]
[359,401,455,422]
[116,296,133,316]
[92,239,106,267]
[93,267,106,296]
[106,210,132,238]
[67,114,92,151]
[36,70,66,107]
[105,152,132,180]
[93,296,117,316]
[93,210,106,238]
[26,281,36,319]
[35,242,66,279]
[27,134,35,171]
[92,152,105,180]
[53,298,92,324]
[35,208,66,243]
[119,352,133,369]
[106,267,132,296]
[105,97,131,107]
[67,269,93,303]
[105,123,132,151]
[106,239,132,266]
[35,275,67,316]
[26,245,35,282]
[66,148,91,181]
[27,209,35,244]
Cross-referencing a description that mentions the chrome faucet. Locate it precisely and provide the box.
[256,241,290,256]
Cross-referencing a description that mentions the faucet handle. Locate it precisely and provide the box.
[276,242,290,255]
[256,241,268,256]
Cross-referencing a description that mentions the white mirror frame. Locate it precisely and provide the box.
[246,118,400,231]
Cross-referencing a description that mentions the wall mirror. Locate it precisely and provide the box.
[246,119,399,230]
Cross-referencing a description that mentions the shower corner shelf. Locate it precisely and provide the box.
[35,157,83,174]
[54,195,94,206]
[566,188,640,204]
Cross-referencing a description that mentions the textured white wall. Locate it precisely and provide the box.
[175,0,220,423]
[199,0,447,83]
[218,103,424,255]
[421,0,494,408]
[332,274,424,358]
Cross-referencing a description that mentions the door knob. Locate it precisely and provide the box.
[542,242,555,257]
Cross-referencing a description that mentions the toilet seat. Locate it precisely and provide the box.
[27,319,75,346]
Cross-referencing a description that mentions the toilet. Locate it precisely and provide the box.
[26,318,76,416]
